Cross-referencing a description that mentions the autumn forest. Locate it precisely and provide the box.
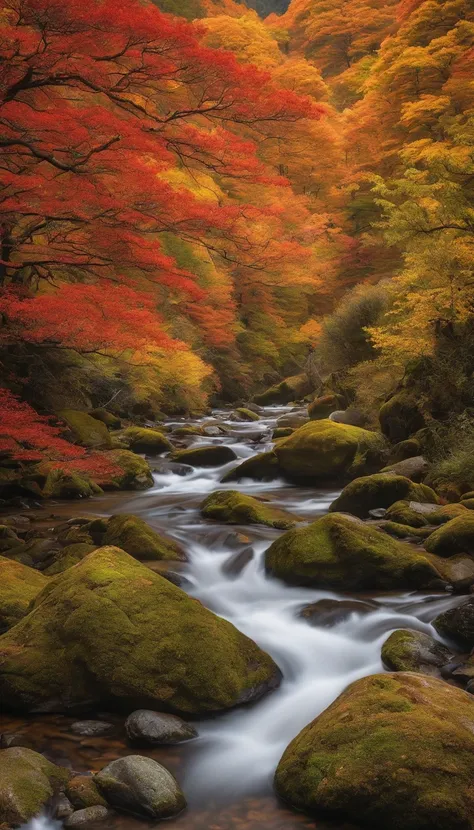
[1,0,474,829]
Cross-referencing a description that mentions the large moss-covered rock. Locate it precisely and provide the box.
[0,747,70,827]
[0,547,280,714]
[59,410,112,448]
[254,373,311,406]
[103,514,185,561]
[433,598,474,648]
[221,451,279,482]
[308,394,340,420]
[101,450,154,490]
[122,427,172,455]
[171,445,237,468]
[425,515,474,557]
[274,672,474,830]
[330,474,439,519]
[379,393,425,442]
[381,630,452,675]
[265,513,442,591]
[274,420,385,482]
[89,409,121,429]
[427,503,470,524]
[201,491,301,530]
[232,408,260,422]
[0,557,48,632]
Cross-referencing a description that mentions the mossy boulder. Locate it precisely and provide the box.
[307,394,340,420]
[264,513,442,591]
[0,526,22,553]
[100,450,154,490]
[274,420,385,483]
[201,491,301,530]
[424,515,474,557]
[66,776,107,810]
[43,543,97,576]
[221,451,279,482]
[103,514,185,561]
[390,438,421,462]
[171,426,203,437]
[41,467,101,500]
[385,500,429,528]
[272,427,293,440]
[0,546,281,714]
[171,445,237,468]
[0,557,49,632]
[330,474,439,519]
[0,747,70,826]
[233,408,260,422]
[380,521,434,541]
[379,392,425,442]
[123,427,172,455]
[461,498,474,511]
[253,373,311,406]
[433,599,474,648]
[426,554,474,593]
[89,409,121,430]
[381,630,452,675]
[427,503,470,524]
[59,410,112,448]
[274,672,474,830]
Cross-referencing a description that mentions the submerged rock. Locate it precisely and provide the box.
[0,546,281,714]
[381,630,453,675]
[201,490,301,530]
[275,672,474,830]
[274,420,385,482]
[125,710,197,746]
[171,445,237,467]
[94,756,185,819]
[433,598,474,648]
[70,721,114,737]
[330,474,439,519]
[0,556,48,632]
[65,806,111,826]
[265,513,442,591]
[0,747,70,826]
[298,598,376,627]
[221,451,279,482]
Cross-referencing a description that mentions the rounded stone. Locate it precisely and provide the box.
[94,755,186,819]
[125,710,197,746]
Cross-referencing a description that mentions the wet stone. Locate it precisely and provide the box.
[70,721,114,737]
[65,806,111,826]
[125,710,198,745]
[298,598,377,627]
[221,547,254,578]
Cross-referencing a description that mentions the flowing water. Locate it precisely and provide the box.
[4,405,460,830]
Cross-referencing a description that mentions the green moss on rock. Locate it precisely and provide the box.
[0,546,281,715]
[66,776,107,810]
[123,427,172,455]
[100,450,154,491]
[330,474,439,519]
[385,500,429,528]
[379,392,425,442]
[381,630,452,674]
[44,543,97,576]
[59,410,112,448]
[234,408,260,422]
[425,515,474,557]
[274,420,385,482]
[89,409,121,429]
[0,747,70,826]
[103,514,185,561]
[274,672,474,830]
[380,522,434,541]
[253,374,311,406]
[201,491,301,530]
[272,427,293,440]
[221,451,279,483]
[0,557,49,632]
[265,513,441,590]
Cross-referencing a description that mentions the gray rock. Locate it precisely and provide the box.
[433,598,474,648]
[298,598,377,627]
[94,755,186,819]
[369,508,387,519]
[382,456,429,482]
[65,806,111,826]
[70,721,114,737]
[382,629,453,675]
[221,547,254,578]
[202,426,221,437]
[329,408,366,427]
[148,460,193,476]
[55,795,75,819]
[125,710,197,746]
